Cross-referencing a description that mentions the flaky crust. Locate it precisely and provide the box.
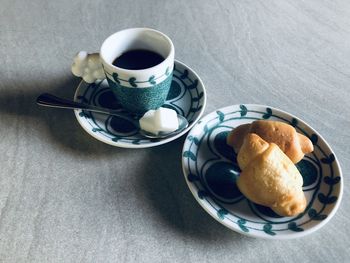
[236,134,307,217]
[227,120,313,163]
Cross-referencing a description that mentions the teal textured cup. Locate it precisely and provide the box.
[105,72,173,113]
[100,28,175,114]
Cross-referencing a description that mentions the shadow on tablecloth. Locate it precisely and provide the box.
[134,137,244,241]
[0,74,126,156]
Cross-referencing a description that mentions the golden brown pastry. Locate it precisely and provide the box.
[227,120,313,163]
[236,133,307,217]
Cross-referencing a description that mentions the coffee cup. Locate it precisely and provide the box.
[72,28,175,113]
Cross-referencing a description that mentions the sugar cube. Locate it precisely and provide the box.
[139,107,179,135]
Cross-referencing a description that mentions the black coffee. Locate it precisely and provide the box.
[112,49,165,70]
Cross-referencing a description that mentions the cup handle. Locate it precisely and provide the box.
[71,51,105,83]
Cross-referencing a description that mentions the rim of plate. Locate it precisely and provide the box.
[73,60,207,148]
[181,104,343,239]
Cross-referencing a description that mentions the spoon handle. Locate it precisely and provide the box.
[37,93,91,110]
[36,93,128,116]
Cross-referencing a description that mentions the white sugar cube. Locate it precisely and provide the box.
[139,107,179,135]
[139,110,157,134]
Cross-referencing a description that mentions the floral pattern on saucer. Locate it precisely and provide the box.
[182,105,343,239]
[74,60,206,148]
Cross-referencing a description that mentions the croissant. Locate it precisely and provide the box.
[236,133,307,217]
[227,120,313,163]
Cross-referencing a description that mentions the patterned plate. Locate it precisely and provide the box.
[182,105,343,239]
[74,60,206,148]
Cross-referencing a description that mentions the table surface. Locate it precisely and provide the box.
[1,0,349,262]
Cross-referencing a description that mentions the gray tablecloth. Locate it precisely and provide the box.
[1,0,349,262]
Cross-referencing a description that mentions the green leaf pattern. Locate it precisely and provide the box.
[187,173,199,182]
[148,75,156,85]
[92,128,104,132]
[310,134,318,145]
[112,73,120,84]
[291,118,298,127]
[216,111,225,122]
[263,224,276,236]
[324,176,340,185]
[318,193,337,204]
[240,105,247,116]
[188,135,200,145]
[132,139,141,145]
[183,151,196,161]
[181,69,189,79]
[288,222,304,232]
[187,79,198,90]
[262,107,272,119]
[79,111,91,118]
[308,208,327,221]
[321,154,335,164]
[128,77,137,87]
[198,190,208,199]
[237,219,249,232]
[217,208,228,220]
[165,67,170,76]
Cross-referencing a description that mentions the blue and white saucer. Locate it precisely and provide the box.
[182,104,343,239]
[74,60,206,148]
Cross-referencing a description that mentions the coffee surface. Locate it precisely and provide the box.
[112,49,164,70]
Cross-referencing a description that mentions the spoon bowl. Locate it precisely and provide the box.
[139,114,189,139]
